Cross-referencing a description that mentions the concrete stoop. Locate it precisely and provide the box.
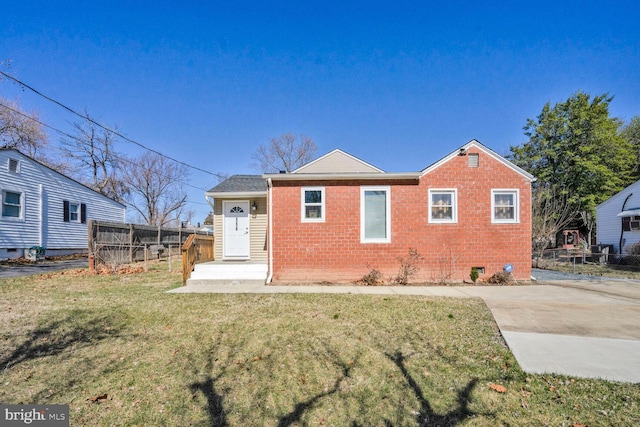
[186,261,268,286]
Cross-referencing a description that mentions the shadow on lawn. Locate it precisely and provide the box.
[386,350,479,426]
[277,348,359,427]
[1,309,125,370]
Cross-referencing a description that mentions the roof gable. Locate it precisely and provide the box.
[293,149,384,174]
[0,148,126,207]
[420,139,535,182]
[596,179,640,210]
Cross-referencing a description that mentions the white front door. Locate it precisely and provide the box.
[223,201,250,258]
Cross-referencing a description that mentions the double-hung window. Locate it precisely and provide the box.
[2,190,22,219]
[301,187,325,222]
[63,200,87,224]
[492,189,519,223]
[361,186,390,243]
[429,189,457,223]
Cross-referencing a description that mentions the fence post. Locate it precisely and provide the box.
[144,244,148,272]
[129,223,134,263]
[168,244,172,272]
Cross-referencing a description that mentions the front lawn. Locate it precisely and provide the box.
[1,266,638,426]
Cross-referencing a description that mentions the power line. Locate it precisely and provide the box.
[0,101,211,193]
[0,70,223,178]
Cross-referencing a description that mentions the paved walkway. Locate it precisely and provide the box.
[169,280,640,383]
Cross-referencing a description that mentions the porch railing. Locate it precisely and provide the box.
[182,234,215,285]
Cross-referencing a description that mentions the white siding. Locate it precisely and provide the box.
[596,180,640,253]
[0,150,125,254]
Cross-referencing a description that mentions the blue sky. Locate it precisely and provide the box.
[2,1,639,223]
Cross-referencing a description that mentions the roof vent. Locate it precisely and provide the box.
[468,153,479,168]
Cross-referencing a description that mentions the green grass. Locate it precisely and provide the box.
[1,265,638,426]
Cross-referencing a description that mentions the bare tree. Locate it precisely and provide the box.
[59,112,127,202]
[122,151,189,226]
[0,97,49,158]
[251,133,317,173]
[532,186,578,266]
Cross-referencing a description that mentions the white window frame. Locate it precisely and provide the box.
[69,202,80,223]
[1,189,24,221]
[491,189,519,223]
[360,186,391,243]
[428,189,458,223]
[301,187,325,222]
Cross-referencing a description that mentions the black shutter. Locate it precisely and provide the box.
[623,216,631,232]
[63,200,69,222]
[81,203,87,224]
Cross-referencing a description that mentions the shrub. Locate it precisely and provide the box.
[487,271,513,285]
[625,242,640,255]
[359,266,383,286]
[470,267,479,283]
[395,248,423,285]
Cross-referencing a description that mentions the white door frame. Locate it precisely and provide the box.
[223,200,251,259]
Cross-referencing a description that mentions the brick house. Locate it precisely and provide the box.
[206,140,533,284]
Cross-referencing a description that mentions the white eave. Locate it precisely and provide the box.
[205,191,267,198]
[420,139,536,182]
[263,172,421,181]
[617,209,640,217]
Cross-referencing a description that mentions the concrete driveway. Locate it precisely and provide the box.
[461,280,640,383]
[172,278,640,383]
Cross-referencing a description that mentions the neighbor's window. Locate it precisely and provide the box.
[8,158,19,173]
[63,200,87,224]
[69,203,80,222]
[301,187,325,222]
[492,189,519,223]
[2,190,22,219]
[429,189,457,223]
[361,186,390,243]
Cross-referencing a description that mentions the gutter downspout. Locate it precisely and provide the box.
[620,193,633,254]
[266,178,274,284]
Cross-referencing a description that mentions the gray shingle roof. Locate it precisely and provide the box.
[207,175,267,193]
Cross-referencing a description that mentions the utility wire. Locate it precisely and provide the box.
[0,70,222,178]
[0,102,213,193]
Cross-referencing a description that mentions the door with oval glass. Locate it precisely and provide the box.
[223,201,250,258]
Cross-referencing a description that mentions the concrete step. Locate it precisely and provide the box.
[187,262,268,284]
[186,278,266,286]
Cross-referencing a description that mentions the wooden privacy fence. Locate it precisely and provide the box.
[88,220,214,270]
[182,233,215,284]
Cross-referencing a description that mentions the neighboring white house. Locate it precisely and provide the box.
[596,179,640,254]
[0,148,126,259]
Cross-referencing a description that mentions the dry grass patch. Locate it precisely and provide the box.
[0,266,638,426]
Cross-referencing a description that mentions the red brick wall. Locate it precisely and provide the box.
[270,147,532,283]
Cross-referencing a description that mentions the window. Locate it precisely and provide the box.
[429,189,457,223]
[622,216,640,231]
[361,186,390,243]
[301,187,325,222]
[69,203,80,222]
[492,189,519,223]
[2,190,22,219]
[8,158,19,173]
[63,200,87,224]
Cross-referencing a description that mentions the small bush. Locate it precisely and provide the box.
[395,248,423,285]
[625,242,640,255]
[358,266,383,286]
[470,267,479,283]
[487,271,513,285]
